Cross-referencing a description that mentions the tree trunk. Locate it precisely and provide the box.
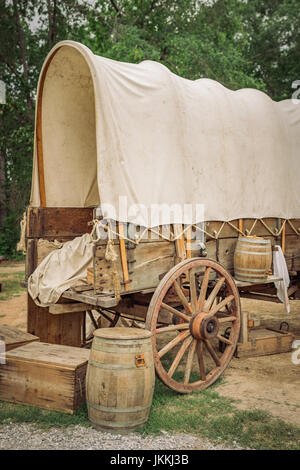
[0,147,7,228]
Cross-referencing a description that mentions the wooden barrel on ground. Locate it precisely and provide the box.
[86,327,155,433]
[234,236,272,283]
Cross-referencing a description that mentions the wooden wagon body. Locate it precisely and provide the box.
[26,41,300,392]
[26,206,300,392]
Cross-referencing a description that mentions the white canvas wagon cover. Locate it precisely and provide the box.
[30,40,300,225]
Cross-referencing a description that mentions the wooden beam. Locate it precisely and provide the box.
[36,47,61,207]
[48,303,91,315]
[239,293,281,303]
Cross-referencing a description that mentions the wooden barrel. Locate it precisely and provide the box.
[234,236,272,282]
[86,327,155,433]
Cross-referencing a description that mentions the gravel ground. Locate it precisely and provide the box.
[0,423,244,450]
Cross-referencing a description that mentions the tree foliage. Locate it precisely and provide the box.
[0,0,299,255]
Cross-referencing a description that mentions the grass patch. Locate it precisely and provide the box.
[0,272,25,301]
[0,285,299,449]
[0,401,90,430]
[0,378,299,450]
[136,377,300,450]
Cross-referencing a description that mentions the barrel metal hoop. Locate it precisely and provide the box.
[93,337,151,345]
[88,358,149,370]
[235,250,271,256]
[87,401,151,414]
[236,276,267,281]
[92,342,152,354]
[237,244,271,250]
[235,267,268,272]
[238,237,270,244]
[88,416,147,429]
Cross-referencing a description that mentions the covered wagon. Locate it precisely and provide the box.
[26,40,300,393]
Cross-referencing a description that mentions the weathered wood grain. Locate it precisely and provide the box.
[26,207,94,238]
[0,342,90,414]
[86,329,155,431]
[27,294,83,346]
[0,325,39,351]
[94,240,176,295]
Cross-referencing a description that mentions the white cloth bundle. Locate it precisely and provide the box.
[272,245,290,313]
[28,233,93,307]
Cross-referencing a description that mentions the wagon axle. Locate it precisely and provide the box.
[189,312,219,340]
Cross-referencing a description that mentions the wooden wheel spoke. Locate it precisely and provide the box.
[158,330,191,358]
[168,336,193,378]
[204,277,225,311]
[184,339,197,384]
[87,311,98,329]
[189,268,197,313]
[209,295,234,316]
[217,334,233,346]
[196,340,206,381]
[218,315,236,324]
[155,323,190,334]
[161,302,191,323]
[204,339,221,366]
[197,267,211,311]
[173,280,193,314]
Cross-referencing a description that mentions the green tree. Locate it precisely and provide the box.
[0,0,298,255]
[236,0,300,100]
[0,0,90,255]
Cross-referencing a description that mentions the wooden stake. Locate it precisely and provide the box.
[238,219,243,235]
[173,224,186,262]
[186,225,192,258]
[281,219,286,254]
[118,222,130,292]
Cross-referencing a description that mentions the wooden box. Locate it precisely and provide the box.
[236,328,295,358]
[0,342,90,414]
[0,325,39,351]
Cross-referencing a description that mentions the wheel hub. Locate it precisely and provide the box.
[190,312,219,340]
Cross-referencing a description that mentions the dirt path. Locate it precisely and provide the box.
[0,262,299,427]
[218,352,300,426]
[216,296,300,427]
[0,261,25,274]
[0,262,27,331]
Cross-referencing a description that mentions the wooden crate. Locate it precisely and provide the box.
[93,240,176,295]
[0,342,90,414]
[0,325,39,351]
[236,328,295,358]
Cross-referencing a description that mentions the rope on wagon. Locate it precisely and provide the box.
[89,218,192,245]
[194,219,300,240]
[91,217,300,244]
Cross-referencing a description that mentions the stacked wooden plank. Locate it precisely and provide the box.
[0,325,39,351]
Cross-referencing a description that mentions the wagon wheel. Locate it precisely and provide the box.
[145,258,240,393]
